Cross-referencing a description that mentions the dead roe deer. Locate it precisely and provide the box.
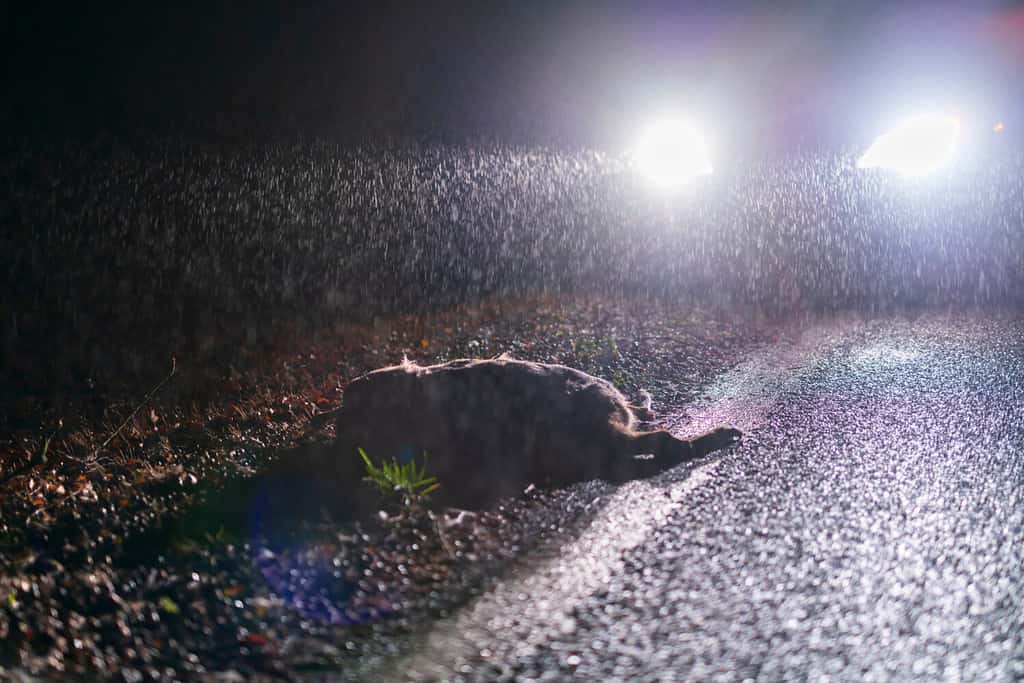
[329,356,741,508]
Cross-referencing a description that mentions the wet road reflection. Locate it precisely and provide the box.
[360,314,1024,682]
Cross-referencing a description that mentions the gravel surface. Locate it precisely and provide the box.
[361,312,1024,682]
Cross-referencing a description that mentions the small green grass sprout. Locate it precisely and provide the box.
[358,448,441,502]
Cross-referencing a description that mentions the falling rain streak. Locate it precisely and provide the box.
[3,141,1022,349]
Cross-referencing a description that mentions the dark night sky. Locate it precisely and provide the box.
[5,1,1023,147]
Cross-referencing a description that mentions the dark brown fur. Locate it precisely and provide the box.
[331,356,740,508]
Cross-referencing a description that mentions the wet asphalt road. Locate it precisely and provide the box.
[356,313,1024,682]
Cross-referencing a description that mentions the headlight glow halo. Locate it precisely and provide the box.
[633,116,714,190]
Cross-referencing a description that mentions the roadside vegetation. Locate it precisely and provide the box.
[359,448,441,503]
[0,288,768,679]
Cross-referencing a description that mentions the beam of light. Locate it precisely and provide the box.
[633,117,713,189]
[994,121,1005,132]
[857,114,961,176]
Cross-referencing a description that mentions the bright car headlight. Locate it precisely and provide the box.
[857,114,961,176]
[634,117,713,189]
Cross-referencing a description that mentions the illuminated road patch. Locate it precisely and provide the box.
[351,314,1024,681]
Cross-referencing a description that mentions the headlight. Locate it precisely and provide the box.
[857,114,960,176]
[633,117,713,189]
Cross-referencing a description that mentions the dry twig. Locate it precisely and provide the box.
[92,357,178,461]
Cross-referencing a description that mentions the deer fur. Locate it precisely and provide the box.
[329,355,740,508]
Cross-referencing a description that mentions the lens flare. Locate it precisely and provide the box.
[857,114,960,176]
[634,118,713,189]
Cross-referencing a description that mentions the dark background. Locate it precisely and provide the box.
[3,1,1024,421]
[5,1,1024,149]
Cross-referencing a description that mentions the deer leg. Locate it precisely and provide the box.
[604,427,741,483]
[603,430,683,482]
[688,427,743,458]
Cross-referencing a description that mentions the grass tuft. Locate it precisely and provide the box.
[358,448,441,503]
